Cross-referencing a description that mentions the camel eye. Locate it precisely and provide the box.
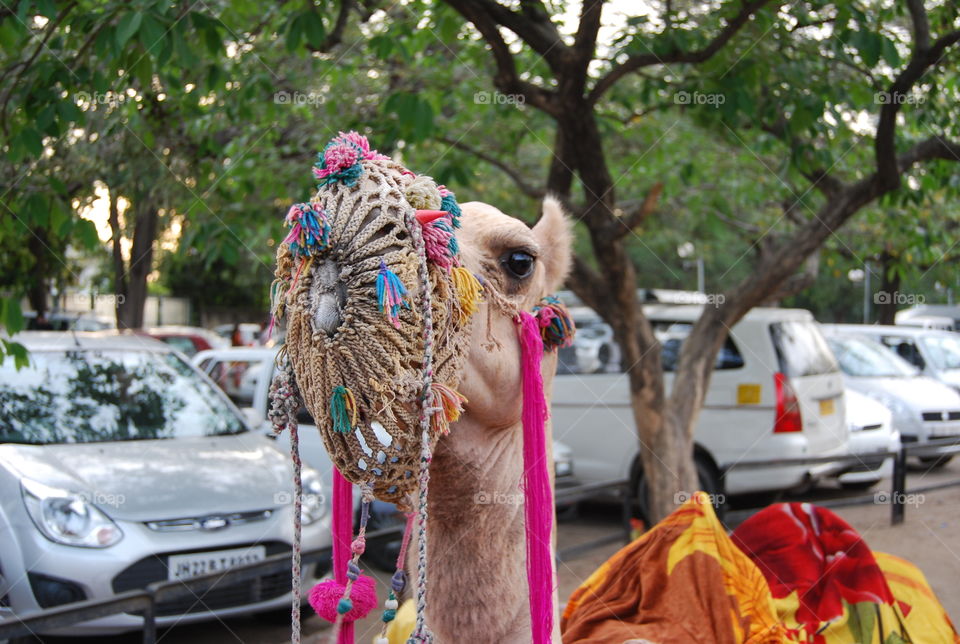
[502,250,536,279]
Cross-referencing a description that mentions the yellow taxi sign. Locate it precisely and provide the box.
[737,384,761,405]
[819,398,835,416]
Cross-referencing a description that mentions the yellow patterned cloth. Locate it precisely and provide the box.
[562,492,782,643]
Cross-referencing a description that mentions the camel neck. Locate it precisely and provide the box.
[411,418,533,643]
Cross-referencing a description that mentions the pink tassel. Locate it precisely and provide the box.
[333,469,355,644]
[517,311,554,644]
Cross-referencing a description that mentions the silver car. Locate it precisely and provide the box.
[823,327,960,466]
[0,332,330,635]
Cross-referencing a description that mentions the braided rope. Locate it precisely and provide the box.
[290,422,303,644]
[268,357,304,644]
[407,204,436,644]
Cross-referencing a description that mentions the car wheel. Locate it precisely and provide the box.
[918,454,953,468]
[595,345,612,373]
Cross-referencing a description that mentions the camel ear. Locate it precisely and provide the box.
[532,195,572,293]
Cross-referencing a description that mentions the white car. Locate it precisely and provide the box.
[554,305,850,512]
[833,324,960,393]
[837,389,900,489]
[824,327,960,466]
[0,333,330,635]
[558,307,620,374]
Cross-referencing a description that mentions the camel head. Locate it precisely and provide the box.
[454,198,572,431]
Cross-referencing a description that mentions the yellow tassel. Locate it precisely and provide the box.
[429,382,467,435]
[450,266,483,324]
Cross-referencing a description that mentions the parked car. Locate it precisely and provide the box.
[823,327,960,466]
[193,346,578,568]
[896,304,960,331]
[23,311,113,331]
[141,325,229,357]
[829,324,960,394]
[560,307,620,374]
[554,305,850,517]
[836,389,900,489]
[0,332,330,635]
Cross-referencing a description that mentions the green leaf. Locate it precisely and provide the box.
[3,297,25,334]
[846,601,876,643]
[286,14,304,52]
[75,219,101,249]
[116,12,143,48]
[302,11,326,49]
[20,128,43,157]
[139,15,167,55]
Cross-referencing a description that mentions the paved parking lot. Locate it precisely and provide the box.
[29,459,960,643]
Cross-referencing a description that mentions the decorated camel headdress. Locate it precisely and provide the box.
[268,131,574,644]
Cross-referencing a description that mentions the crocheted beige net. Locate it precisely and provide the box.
[276,159,471,505]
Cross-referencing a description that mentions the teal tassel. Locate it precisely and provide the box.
[330,385,357,434]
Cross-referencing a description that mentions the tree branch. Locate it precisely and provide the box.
[587,0,774,104]
[438,136,545,199]
[443,0,559,115]
[305,0,353,53]
[875,1,960,190]
[618,182,663,235]
[460,0,568,70]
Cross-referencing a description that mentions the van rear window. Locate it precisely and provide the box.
[769,321,838,377]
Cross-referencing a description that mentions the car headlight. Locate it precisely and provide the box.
[554,455,573,478]
[300,470,327,526]
[21,479,123,548]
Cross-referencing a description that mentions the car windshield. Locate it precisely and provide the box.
[920,334,960,371]
[0,349,245,445]
[827,337,917,377]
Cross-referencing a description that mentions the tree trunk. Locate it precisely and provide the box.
[111,191,158,330]
[876,251,899,325]
[26,232,49,316]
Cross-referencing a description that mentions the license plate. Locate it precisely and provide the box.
[167,545,266,581]
[819,398,835,416]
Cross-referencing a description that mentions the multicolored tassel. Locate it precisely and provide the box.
[284,202,331,258]
[376,260,408,329]
[330,386,358,434]
[421,217,457,268]
[532,295,576,350]
[313,131,387,188]
[450,266,483,324]
[438,186,462,228]
[428,382,467,435]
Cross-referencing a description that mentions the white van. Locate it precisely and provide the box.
[552,306,849,512]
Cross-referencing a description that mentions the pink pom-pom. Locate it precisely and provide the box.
[308,575,378,623]
[323,142,360,173]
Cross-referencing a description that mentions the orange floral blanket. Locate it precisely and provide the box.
[562,493,957,644]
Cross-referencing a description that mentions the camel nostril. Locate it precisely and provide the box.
[311,259,346,336]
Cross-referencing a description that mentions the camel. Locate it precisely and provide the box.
[408,198,571,643]
[271,131,572,644]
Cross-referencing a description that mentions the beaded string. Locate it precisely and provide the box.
[375,512,416,644]
[330,485,373,642]
[407,205,436,643]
